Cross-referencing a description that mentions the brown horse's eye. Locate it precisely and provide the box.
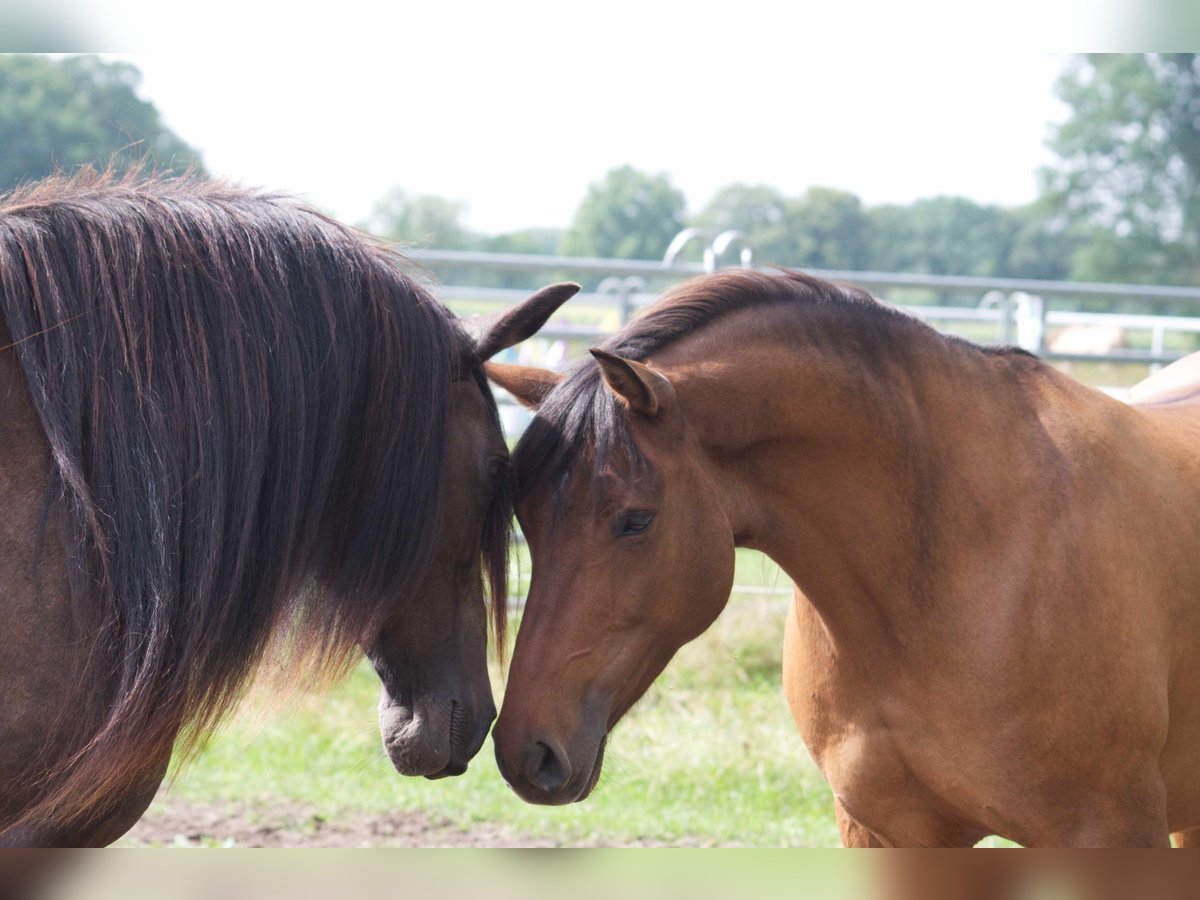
[615,510,655,537]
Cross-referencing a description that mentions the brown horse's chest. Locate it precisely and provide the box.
[781,570,1190,845]
[783,597,943,832]
[788,657,1028,845]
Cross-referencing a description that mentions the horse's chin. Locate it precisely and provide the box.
[422,760,468,780]
[571,733,608,802]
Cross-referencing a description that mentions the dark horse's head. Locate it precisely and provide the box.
[365,284,579,778]
[0,172,579,840]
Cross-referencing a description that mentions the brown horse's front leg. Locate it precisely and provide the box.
[1031,770,1170,848]
[834,797,887,847]
[874,848,1024,900]
[1060,826,1170,848]
[833,796,984,848]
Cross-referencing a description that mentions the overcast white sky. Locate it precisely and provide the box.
[98,6,1090,235]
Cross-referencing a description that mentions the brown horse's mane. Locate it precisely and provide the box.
[0,169,510,834]
[514,268,1031,498]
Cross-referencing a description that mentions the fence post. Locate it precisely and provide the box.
[1012,292,1046,354]
[979,290,1016,344]
[663,228,710,270]
[1151,324,1166,374]
[711,230,754,269]
[664,228,756,273]
[597,276,647,326]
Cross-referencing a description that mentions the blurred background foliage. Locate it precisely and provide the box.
[365,54,1200,293]
[0,54,202,186]
[4,54,1200,294]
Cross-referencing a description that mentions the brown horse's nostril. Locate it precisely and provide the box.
[525,740,570,795]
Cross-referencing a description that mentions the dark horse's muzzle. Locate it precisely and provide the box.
[378,681,496,778]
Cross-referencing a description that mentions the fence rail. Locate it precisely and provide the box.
[410,247,1200,303]
[411,246,1200,371]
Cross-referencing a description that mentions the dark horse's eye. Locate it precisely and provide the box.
[615,509,655,537]
[488,456,510,481]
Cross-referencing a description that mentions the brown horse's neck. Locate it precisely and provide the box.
[654,305,1109,652]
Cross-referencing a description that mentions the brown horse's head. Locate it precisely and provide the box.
[487,349,734,803]
[364,283,579,779]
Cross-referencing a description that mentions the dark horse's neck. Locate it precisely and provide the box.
[652,300,1118,655]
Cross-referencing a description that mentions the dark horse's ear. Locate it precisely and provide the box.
[485,363,563,409]
[590,349,675,418]
[469,282,581,363]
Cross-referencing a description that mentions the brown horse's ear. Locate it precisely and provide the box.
[589,349,674,417]
[485,363,562,409]
[469,282,581,362]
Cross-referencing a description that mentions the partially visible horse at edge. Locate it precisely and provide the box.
[0,171,577,846]
[488,268,1200,847]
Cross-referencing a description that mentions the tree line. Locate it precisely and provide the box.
[4,54,1200,291]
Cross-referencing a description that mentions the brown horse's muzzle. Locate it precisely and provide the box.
[492,714,608,805]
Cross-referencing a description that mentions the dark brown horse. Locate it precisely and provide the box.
[0,171,576,846]
[488,269,1200,847]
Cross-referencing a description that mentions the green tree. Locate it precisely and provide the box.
[694,184,870,269]
[1003,201,1079,282]
[1041,53,1200,284]
[560,165,687,260]
[698,184,1074,281]
[693,183,793,264]
[784,187,871,270]
[0,54,202,192]
[472,228,567,289]
[364,187,475,249]
[484,227,563,256]
[867,196,1022,277]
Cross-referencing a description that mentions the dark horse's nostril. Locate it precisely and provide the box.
[526,740,569,795]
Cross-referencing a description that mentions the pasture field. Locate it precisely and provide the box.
[119,551,842,847]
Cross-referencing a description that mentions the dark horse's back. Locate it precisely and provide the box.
[0,171,462,843]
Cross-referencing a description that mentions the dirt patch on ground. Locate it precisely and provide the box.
[120,801,727,848]
[120,801,553,848]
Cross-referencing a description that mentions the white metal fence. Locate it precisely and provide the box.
[411,245,1200,370]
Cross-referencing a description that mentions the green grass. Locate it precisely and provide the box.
[129,552,840,847]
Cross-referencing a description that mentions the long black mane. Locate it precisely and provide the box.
[0,170,497,832]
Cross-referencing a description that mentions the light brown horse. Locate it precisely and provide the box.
[488,269,1200,847]
[0,172,577,846]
